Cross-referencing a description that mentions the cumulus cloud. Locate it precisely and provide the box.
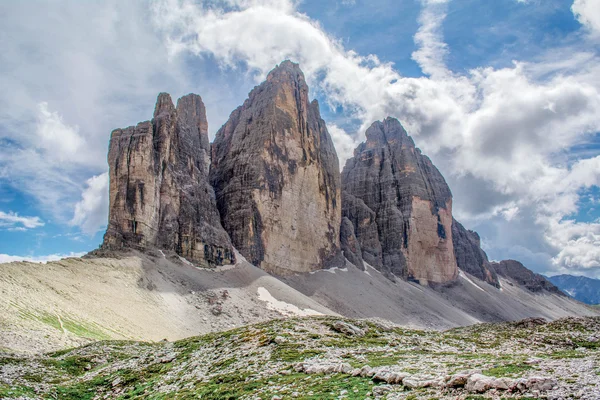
[0,252,86,264]
[36,102,87,164]
[150,0,600,275]
[572,0,600,35]
[411,0,450,77]
[0,1,191,225]
[70,172,109,236]
[0,211,44,230]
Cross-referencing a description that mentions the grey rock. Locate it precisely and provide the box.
[102,93,234,267]
[332,320,365,337]
[402,377,440,389]
[341,117,458,284]
[337,363,353,374]
[360,365,375,377]
[492,260,565,295]
[452,219,499,287]
[465,373,512,393]
[371,385,392,396]
[211,61,342,275]
[340,217,365,270]
[445,371,474,387]
[526,376,557,392]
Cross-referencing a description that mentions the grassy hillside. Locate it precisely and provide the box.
[1,316,599,399]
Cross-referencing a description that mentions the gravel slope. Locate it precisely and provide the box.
[0,252,596,354]
[0,251,335,354]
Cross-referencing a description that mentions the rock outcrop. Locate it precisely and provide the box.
[492,260,565,295]
[102,93,234,267]
[452,219,500,287]
[340,217,365,271]
[341,117,458,284]
[210,61,342,275]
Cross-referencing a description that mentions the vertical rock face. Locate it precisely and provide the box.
[492,260,565,295]
[102,93,234,266]
[342,118,458,284]
[340,217,364,271]
[210,61,342,275]
[452,219,500,287]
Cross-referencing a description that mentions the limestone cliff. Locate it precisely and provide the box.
[102,93,234,266]
[342,118,458,284]
[210,61,342,275]
[452,219,500,287]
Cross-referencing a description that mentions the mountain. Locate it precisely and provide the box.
[548,274,600,304]
[341,118,457,284]
[492,260,565,295]
[102,93,234,267]
[211,61,343,275]
[1,61,597,357]
[452,218,499,287]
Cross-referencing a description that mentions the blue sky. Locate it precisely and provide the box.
[1,0,600,277]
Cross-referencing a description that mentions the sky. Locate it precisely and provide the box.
[1,0,600,278]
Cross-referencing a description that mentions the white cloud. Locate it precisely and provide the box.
[327,124,360,168]
[0,252,86,264]
[0,211,44,230]
[70,172,109,236]
[411,0,450,77]
[36,102,86,164]
[572,0,600,35]
[0,1,192,226]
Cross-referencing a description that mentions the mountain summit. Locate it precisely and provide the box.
[211,60,343,275]
[102,93,234,267]
[342,117,458,284]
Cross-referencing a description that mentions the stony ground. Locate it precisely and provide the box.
[1,316,599,399]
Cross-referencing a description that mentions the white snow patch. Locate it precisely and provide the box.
[158,250,165,258]
[459,271,485,292]
[233,249,249,265]
[178,256,194,267]
[364,262,381,274]
[257,287,323,317]
[324,267,348,274]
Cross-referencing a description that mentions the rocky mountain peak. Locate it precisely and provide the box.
[153,92,176,118]
[102,92,234,267]
[341,117,457,284]
[492,259,565,295]
[211,61,343,275]
[361,117,414,150]
[266,59,304,82]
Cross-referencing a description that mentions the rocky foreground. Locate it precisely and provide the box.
[1,316,599,399]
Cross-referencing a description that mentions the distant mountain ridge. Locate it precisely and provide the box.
[547,274,600,305]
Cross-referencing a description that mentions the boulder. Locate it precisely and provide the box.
[332,321,365,337]
[465,374,512,393]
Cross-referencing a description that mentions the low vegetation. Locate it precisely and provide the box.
[0,316,598,399]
